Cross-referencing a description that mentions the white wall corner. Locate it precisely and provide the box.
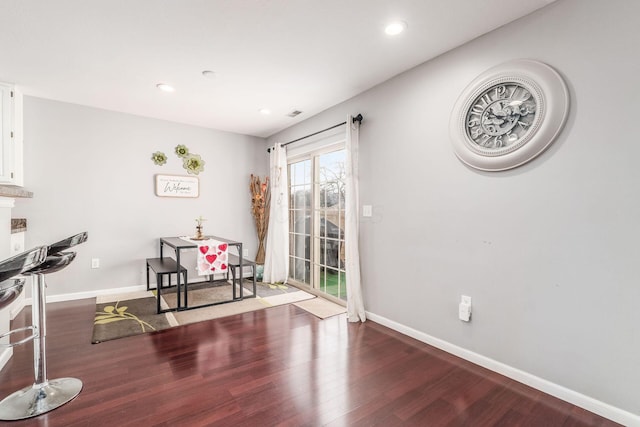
[365,311,640,427]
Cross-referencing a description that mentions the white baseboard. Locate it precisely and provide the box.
[365,311,640,427]
[25,285,148,305]
[22,276,236,305]
[25,279,232,305]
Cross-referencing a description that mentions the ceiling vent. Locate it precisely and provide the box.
[287,110,303,118]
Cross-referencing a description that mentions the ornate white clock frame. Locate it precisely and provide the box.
[449,59,570,171]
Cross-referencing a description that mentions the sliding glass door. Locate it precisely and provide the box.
[289,149,347,300]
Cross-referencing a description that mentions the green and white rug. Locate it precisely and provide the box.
[92,281,314,343]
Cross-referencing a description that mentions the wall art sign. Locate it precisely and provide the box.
[155,174,199,198]
[449,59,569,171]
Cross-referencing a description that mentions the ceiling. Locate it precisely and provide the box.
[0,0,556,138]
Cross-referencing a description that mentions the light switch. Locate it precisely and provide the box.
[362,205,372,217]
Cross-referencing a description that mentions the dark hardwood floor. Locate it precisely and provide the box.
[0,299,619,426]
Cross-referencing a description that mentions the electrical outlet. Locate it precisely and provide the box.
[91,258,100,269]
[461,295,471,306]
[243,249,249,257]
[362,205,373,217]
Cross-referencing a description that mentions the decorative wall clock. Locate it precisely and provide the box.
[449,59,569,171]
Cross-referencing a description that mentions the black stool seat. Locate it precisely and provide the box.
[227,254,257,299]
[22,252,77,276]
[47,232,88,255]
[0,246,48,283]
[146,258,188,313]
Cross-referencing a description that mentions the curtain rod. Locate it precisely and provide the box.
[267,113,363,153]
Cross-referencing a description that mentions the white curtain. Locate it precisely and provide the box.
[345,115,366,322]
[263,143,289,283]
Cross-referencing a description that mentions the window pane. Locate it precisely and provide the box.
[304,161,311,184]
[304,260,310,284]
[319,150,345,209]
[319,265,327,293]
[294,162,303,186]
[303,184,311,208]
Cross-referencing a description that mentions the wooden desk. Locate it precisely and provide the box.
[159,236,244,311]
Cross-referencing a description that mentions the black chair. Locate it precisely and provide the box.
[0,232,87,421]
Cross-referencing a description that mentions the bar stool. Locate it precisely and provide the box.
[0,232,87,421]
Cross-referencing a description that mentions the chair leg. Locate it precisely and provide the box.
[252,265,257,297]
[183,271,188,308]
[146,262,150,291]
[156,273,162,314]
[230,267,237,300]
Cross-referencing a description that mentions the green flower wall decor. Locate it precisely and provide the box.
[151,145,206,175]
[183,154,205,175]
[175,144,189,158]
[151,151,167,166]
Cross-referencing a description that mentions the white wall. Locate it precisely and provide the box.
[13,97,267,296]
[268,0,639,420]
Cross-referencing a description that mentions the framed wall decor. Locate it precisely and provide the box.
[155,174,199,198]
[449,59,570,171]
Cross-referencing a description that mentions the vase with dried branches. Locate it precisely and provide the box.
[250,174,270,265]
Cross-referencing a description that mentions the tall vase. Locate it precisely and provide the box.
[255,239,265,265]
[255,239,265,282]
[255,264,264,282]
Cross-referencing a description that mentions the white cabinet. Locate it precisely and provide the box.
[10,231,25,255]
[0,82,23,186]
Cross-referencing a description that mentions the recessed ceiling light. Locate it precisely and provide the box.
[202,70,216,79]
[385,20,407,36]
[259,108,271,115]
[156,83,175,92]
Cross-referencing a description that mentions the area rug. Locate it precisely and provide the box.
[92,281,314,343]
[294,297,347,319]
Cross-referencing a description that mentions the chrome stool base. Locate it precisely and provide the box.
[0,234,88,420]
[0,378,82,420]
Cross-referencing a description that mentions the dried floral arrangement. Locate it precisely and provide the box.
[250,174,270,264]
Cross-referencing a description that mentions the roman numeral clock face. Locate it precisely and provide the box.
[449,59,569,171]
